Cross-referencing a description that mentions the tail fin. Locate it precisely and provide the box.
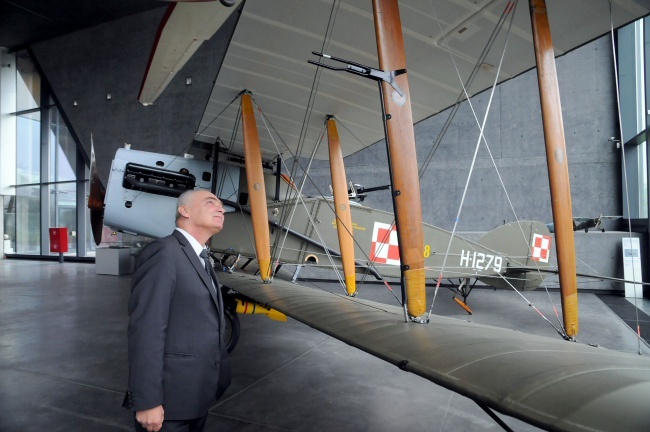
[476,221,552,291]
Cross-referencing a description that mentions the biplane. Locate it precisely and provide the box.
[88,1,650,431]
[547,214,624,233]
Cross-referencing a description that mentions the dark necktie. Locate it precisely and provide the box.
[199,249,217,294]
[199,249,226,333]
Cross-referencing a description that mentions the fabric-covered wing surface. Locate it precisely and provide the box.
[195,0,650,162]
[139,0,244,105]
[220,272,650,432]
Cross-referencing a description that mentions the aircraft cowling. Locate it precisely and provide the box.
[103,148,216,239]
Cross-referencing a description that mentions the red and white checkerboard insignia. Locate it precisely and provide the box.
[370,222,400,266]
[531,234,552,263]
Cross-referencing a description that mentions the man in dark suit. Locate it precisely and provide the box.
[123,189,230,432]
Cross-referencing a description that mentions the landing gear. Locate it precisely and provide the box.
[453,297,473,315]
[222,291,241,353]
[451,277,475,315]
[224,307,240,353]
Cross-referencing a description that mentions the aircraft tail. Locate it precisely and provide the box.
[475,221,552,291]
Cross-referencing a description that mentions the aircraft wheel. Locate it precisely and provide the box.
[224,308,240,353]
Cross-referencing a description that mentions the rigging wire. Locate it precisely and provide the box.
[199,1,644,347]
[223,100,259,265]
[479,138,565,331]
[289,0,342,183]
[258,0,349,288]
[255,111,347,289]
[422,0,567,336]
[423,0,565,335]
[333,118,442,294]
[254,110,350,269]
[418,0,515,180]
[132,93,243,205]
[218,0,412,302]
[334,118,398,178]
[253,97,401,300]
[425,0,513,309]
[609,0,644,355]
[217,102,243,200]
[255,105,400,303]
[305,117,408,301]
[198,93,344,285]
[255,102,354,287]
[194,93,242,143]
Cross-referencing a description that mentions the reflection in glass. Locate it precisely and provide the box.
[16,53,40,111]
[85,200,96,256]
[49,183,77,254]
[15,186,40,254]
[48,108,76,182]
[7,50,94,258]
[16,112,41,185]
[3,196,17,254]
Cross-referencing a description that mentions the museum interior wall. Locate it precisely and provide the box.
[30,6,241,186]
[5,9,640,290]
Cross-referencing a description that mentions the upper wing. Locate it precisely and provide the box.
[220,271,650,432]
[191,0,649,162]
[140,1,649,162]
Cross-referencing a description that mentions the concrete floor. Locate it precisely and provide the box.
[1,259,649,432]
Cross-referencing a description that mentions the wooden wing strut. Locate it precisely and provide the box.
[241,92,272,281]
[327,117,356,296]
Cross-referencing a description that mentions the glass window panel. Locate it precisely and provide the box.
[15,185,40,254]
[641,142,648,218]
[16,53,40,111]
[16,111,41,184]
[48,108,76,182]
[48,183,77,254]
[7,50,92,258]
[3,196,17,254]
[85,192,96,257]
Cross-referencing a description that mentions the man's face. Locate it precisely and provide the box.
[184,191,225,235]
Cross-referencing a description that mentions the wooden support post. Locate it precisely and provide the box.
[241,92,272,282]
[372,0,426,319]
[327,117,356,296]
[529,0,579,337]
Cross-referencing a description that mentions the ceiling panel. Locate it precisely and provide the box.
[195,0,650,163]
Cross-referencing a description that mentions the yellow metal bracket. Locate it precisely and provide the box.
[235,299,287,322]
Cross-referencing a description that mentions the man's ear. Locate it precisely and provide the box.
[178,205,189,218]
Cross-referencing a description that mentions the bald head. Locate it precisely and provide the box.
[175,190,225,245]
[176,190,197,223]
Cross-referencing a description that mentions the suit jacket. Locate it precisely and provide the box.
[123,230,231,420]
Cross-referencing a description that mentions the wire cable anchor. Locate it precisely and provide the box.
[309,52,406,97]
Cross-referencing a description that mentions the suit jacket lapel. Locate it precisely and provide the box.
[172,230,220,307]
[207,264,226,332]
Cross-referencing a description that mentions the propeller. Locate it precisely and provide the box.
[87,139,106,246]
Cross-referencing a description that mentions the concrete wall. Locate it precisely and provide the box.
[22,13,636,291]
[29,6,241,185]
[297,35,633,291]
[302,35,621,233]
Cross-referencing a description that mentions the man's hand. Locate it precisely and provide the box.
[136,405,164,432]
